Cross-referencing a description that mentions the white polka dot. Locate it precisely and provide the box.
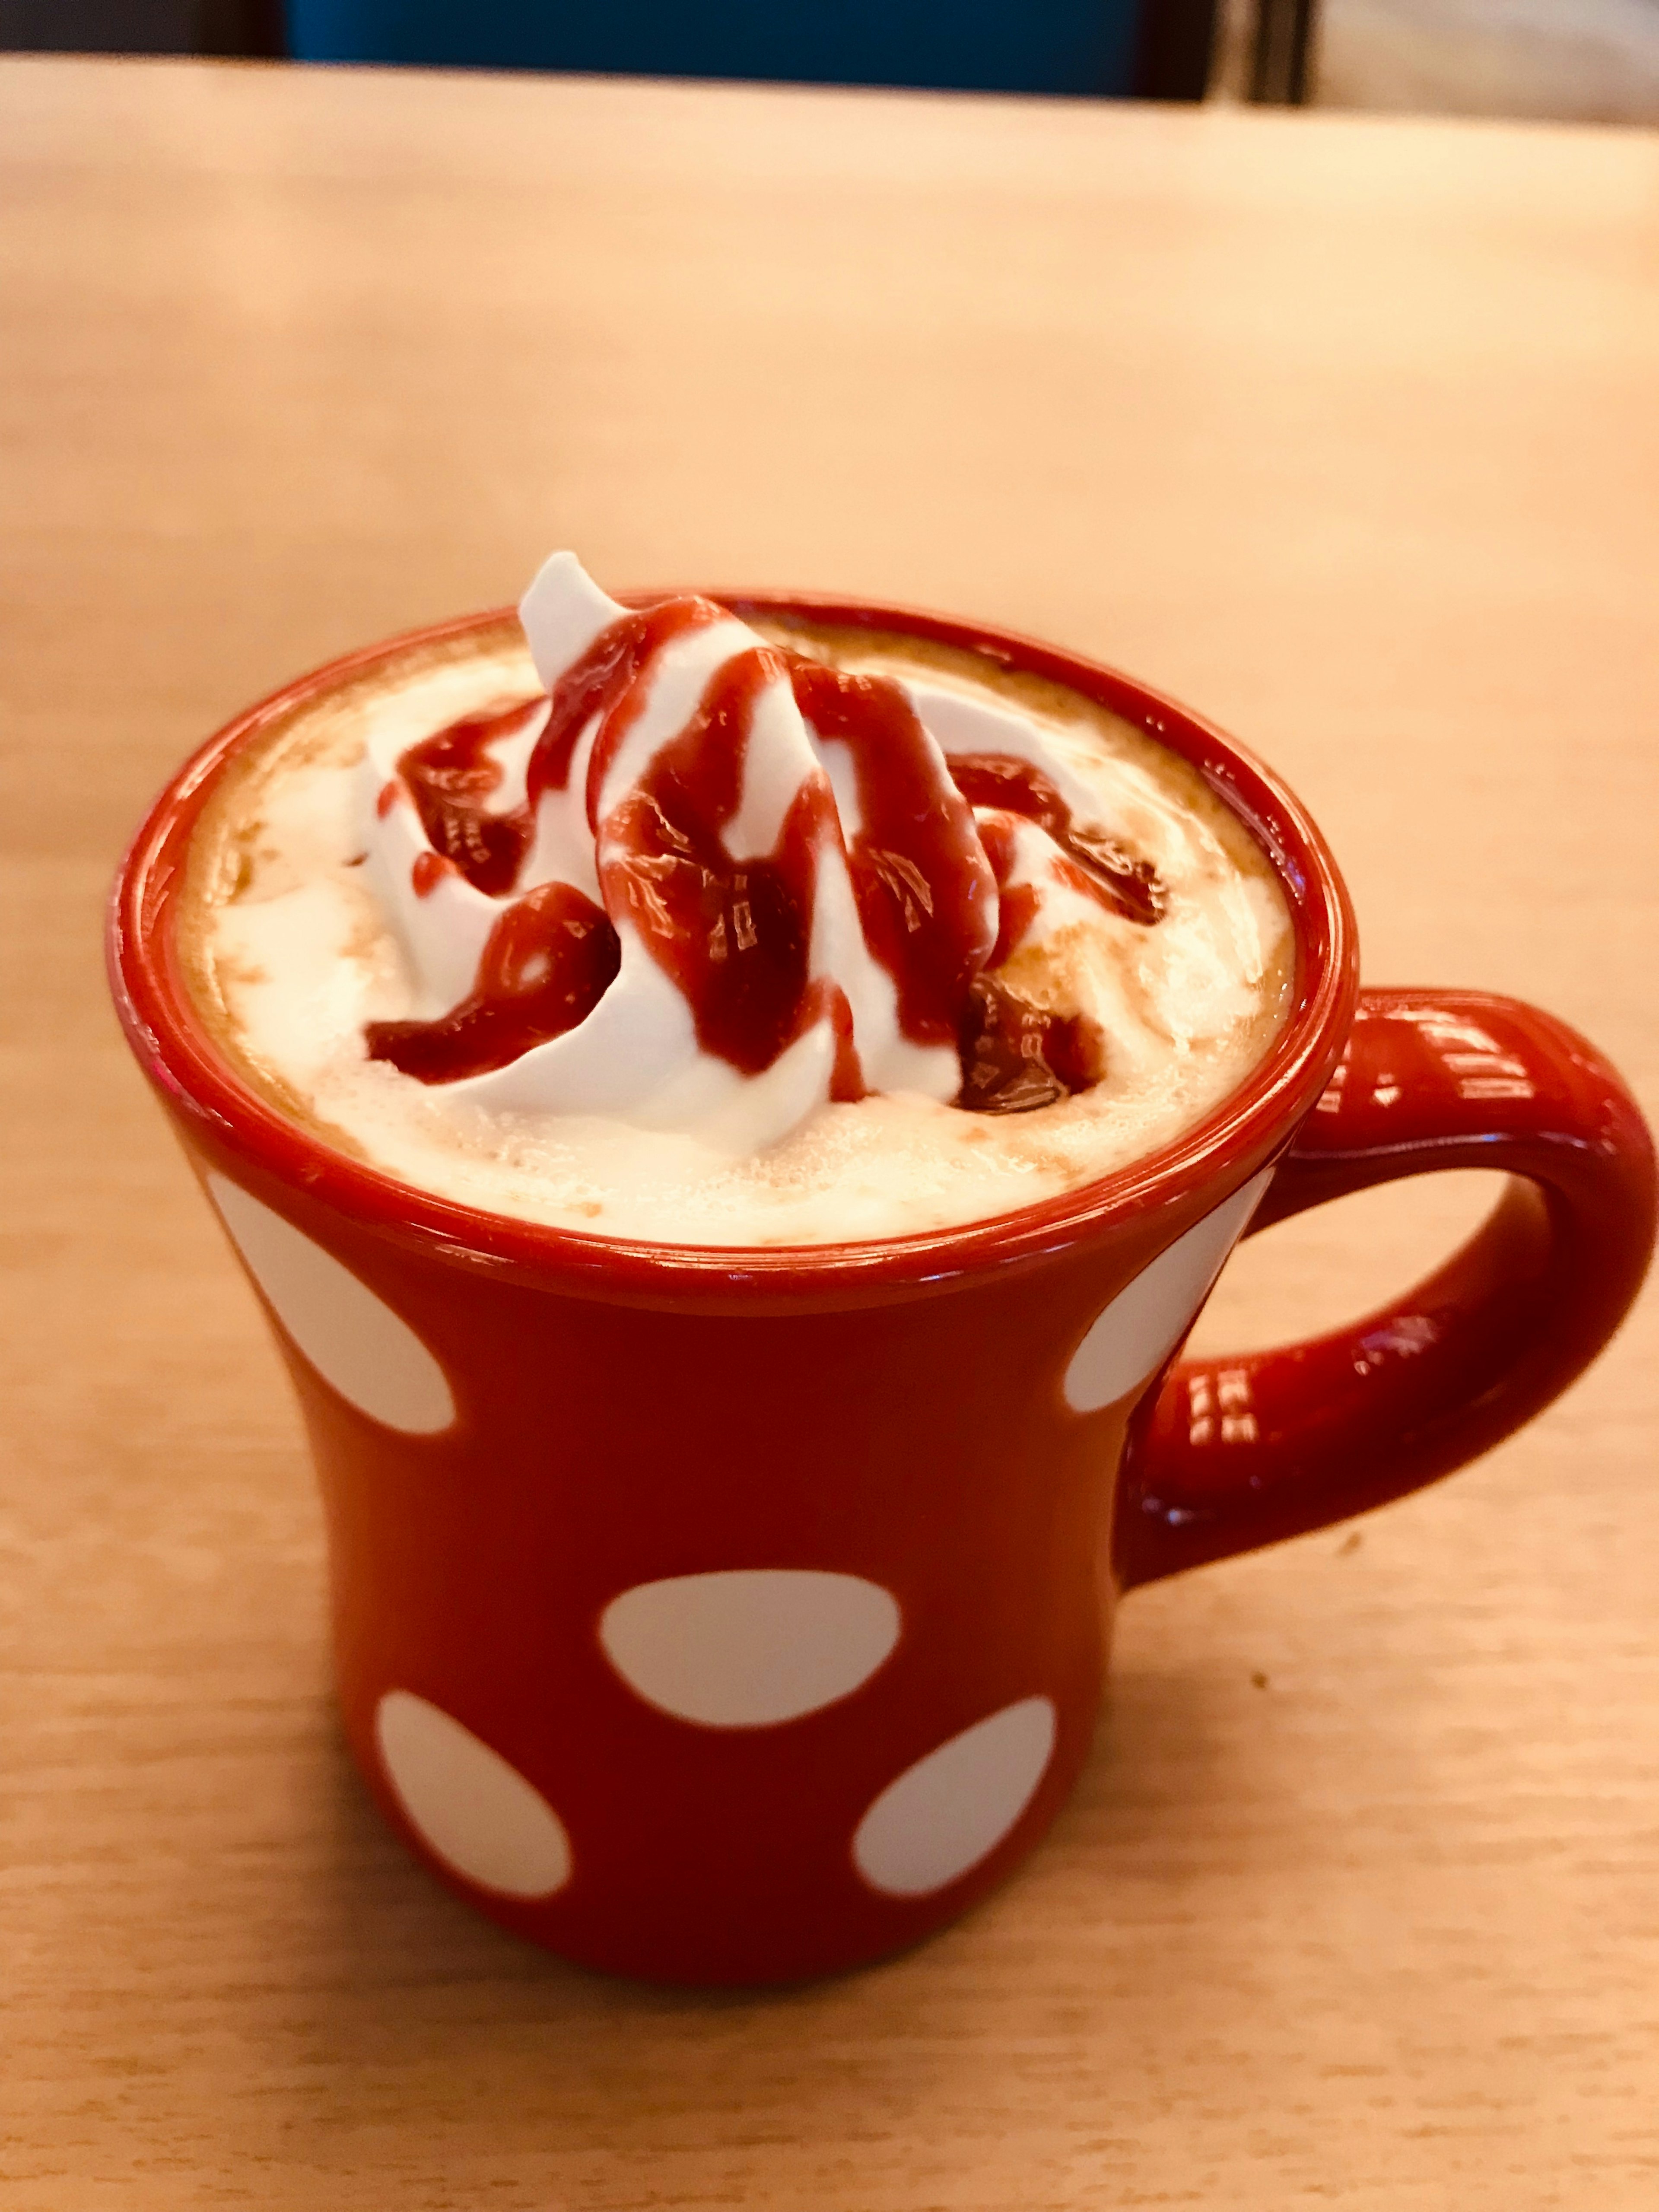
[207,1175,454,1434]
[1063,1167,1274,1413]
[599,1569,901,1727]
[852,1696,1057,1897]
[374,1690,571,1898]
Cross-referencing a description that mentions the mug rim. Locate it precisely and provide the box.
[107,591,1359,1300]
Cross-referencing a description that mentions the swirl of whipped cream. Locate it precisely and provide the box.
[357,553,1154,1152]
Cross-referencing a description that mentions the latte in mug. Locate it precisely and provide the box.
[116,553,1654,1989]
[179,554,1294,1247]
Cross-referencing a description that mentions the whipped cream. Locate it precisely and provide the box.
[194,563,1294,1246]
[358,554,1001,1151]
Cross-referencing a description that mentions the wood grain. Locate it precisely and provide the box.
[2,56,1656,2210]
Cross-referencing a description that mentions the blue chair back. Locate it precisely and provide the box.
[286,0,1144,97]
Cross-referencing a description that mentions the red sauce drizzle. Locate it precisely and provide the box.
[535,596,722,816]
[382,596,721,902]
[394,700,543,896]
[973,814,1039,968]
[955,814,1108,1113]
[945,753,1165,928]
[364,609,1164,1114]
[365,881,620,1082]
[597,644,856,1082]
[957,978,1104,1114]
[786,655,996,1049]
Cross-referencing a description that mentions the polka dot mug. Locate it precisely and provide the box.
[108,594,1656,1984]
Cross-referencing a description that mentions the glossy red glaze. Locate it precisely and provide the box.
[949,751,1165,928]
[782,650,995,1055]
[106,595,1655,1986]
[396,696,543,896]
[373,651,1127,1112]
[366,879,620,1083]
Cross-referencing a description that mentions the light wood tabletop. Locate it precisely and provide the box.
[3,54,1656,2211]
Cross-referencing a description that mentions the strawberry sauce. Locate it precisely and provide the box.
[597,644,865,1091]
[392,701,542,898]
[362,610,1163,1113]
[365,881,620,1082]
[945,753,1166,928]
[786,657,996,1050]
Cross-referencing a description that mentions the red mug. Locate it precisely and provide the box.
[107,595,1656,1985]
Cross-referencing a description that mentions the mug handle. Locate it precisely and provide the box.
[1114,987,1656,1589]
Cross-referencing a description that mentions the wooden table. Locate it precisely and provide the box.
[3,55,1656,2209]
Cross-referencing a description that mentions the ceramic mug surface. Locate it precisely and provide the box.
[108,595,1656,1983]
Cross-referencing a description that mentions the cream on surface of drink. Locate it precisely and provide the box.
[189,556,1294,1246]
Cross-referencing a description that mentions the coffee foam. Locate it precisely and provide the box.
[183,617,1294,1247]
